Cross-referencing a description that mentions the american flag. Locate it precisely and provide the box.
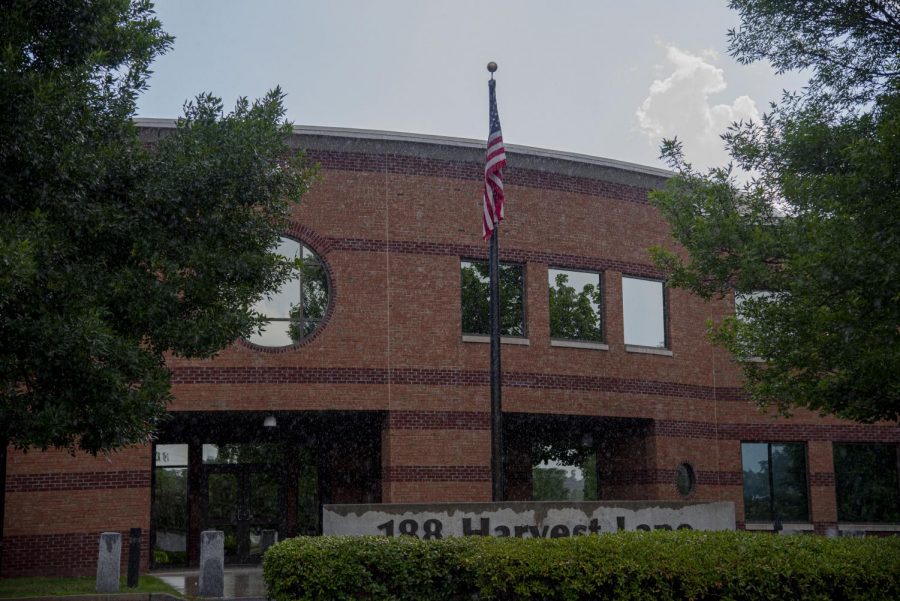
[482,80,507,240]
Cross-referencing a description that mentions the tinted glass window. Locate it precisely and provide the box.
[153,444,189,567]
[834,444,900,523]
[622,277,665,348]
[533,449,598,502]
[741,442,809,522]
[297,448,320,535]
[676,462,696,497]
[247,238,329,347]
[461,260,525,336]
[549,269,602,342]
[202,443,282,465]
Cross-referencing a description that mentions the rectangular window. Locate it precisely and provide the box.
[153,444,189,567]
[735,290,779,322]
[548,268,603,342]
[622,277,666,348]
[202,443,282,464]
[461,260,525,336]
[741,442,810,522]
[833,444,900,523]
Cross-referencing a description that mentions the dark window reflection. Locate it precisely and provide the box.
[207,473,238,522]
[741,442,809,522]
[297,450,319,535]
[676,462,695,497]
[834,444,900,523]
[461,260,525,336]
[152,444,188,566]
[250,472,281,523]
[152,468,188,566]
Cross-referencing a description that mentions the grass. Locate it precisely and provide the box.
[0,575,182,599]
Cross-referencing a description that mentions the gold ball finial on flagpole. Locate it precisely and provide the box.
[487,62,498,73]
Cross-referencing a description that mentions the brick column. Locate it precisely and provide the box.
[598,429,656,500]
[807,440,838,532]
[504,433,534,501]
[381,410,491,503]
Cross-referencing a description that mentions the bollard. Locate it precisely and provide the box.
[198,530,225,597]
[127,527,141,588]
[260,529,278,556]
[96,532,122,593]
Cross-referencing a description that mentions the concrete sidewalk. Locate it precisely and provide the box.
[152,567,265,600]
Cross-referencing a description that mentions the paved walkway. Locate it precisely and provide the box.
[152,567,266,599]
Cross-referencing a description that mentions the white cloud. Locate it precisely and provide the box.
[636,46,760,170]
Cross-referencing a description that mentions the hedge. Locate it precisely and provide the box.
[263,531,900,601]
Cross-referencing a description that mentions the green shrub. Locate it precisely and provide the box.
[263,531,900,601]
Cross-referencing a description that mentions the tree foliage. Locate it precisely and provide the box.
[460,261,525,336]
[0,0,314,453]
[548,272,603,342]
[727,0,899,109]
[649,1,900,423]
[287,256,329,343]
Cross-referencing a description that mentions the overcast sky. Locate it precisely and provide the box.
[136,1,808,171]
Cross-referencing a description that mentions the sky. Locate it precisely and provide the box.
[136,1,809,172]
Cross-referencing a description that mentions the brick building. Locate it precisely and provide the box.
[2,123,898,575]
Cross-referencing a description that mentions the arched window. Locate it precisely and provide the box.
[247,238,329,347]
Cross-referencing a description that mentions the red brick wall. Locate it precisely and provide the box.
[6,134,899,575]
[3,446,152,577]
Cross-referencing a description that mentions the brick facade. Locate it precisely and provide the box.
[3,447,152,576]
[3,124,898,576]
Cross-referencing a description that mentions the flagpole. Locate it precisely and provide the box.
[487,62,504,502]
[490,215,503,502]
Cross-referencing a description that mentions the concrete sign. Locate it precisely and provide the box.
[324,501,735,538]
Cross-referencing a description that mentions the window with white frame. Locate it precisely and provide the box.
[622,277,666,348]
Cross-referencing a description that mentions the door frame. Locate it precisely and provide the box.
[200,462,285,564]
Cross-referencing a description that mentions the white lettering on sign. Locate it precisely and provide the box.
[323,501,736,538]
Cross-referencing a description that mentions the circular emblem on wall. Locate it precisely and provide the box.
[675,461,696,498]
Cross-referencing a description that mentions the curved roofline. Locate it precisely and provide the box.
[134,118,672,180]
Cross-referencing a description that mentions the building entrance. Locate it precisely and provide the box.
[151,410,384,568]
[202,461,283,564]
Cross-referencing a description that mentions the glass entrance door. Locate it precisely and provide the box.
[202,444,284,564]
[204,467,283,564]
[246,471,281,560]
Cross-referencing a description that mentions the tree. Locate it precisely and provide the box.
[0,0,314,455]
[726,0,899,110]
[649,0,900,423]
